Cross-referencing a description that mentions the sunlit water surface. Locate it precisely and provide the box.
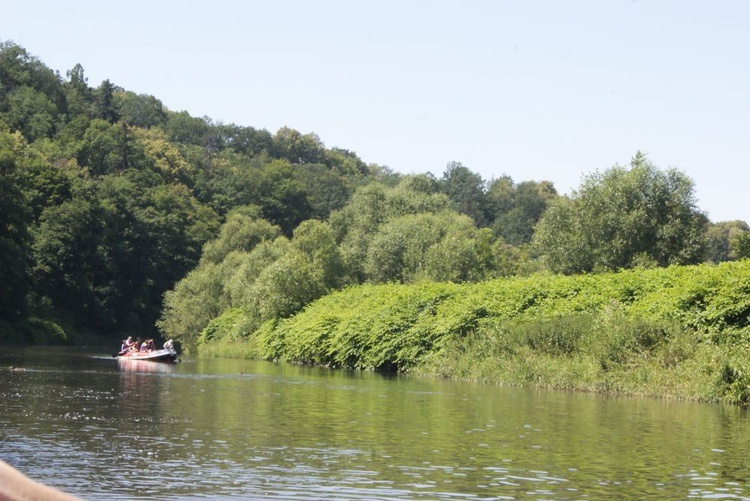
[2,347,750,500]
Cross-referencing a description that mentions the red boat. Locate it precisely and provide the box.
[117,348,178,363]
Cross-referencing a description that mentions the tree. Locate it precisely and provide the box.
[272,126,326,165]
[0,42,66,116]
[0,129,32,318]
[487,177,557,245]
[255,160,312,235]
[533,152,708,274]
[225,237,291,310]
[325,147,369,176]
[216,123,272,156]
[77,119,127,175]
[157,260,234,347]
[705,220,749,263]
[2,86,62,142]
[248,249,326,320]
[94,79,119,124]
[0,41,32,100]
[64,63,93,118]
[365,211,494,284]
[291,220,344,289]
[115,91,167,128]
[133,126,195,182]
[732,231,750,260]
[439,161,490,227]
[164,111,210,145]
[32,195,107,328]
[200,209,281,264]
[291,163,351,220]
[330,179,452,283]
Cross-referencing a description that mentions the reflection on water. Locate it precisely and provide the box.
[1,347,750,500]
[118,358,176,373]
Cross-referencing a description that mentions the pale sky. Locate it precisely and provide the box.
[3,0,749,223]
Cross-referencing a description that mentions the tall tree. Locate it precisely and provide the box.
[94,79,119,124]
[64,63,93,118]
[439,161,490,227]
[255,160,312,235]
[533,152,708,274]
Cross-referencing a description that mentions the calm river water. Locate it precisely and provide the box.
[2,347,750,500]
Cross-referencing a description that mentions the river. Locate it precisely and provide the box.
[1,346,750,500]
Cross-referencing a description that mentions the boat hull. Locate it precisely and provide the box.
[117,348,178,363]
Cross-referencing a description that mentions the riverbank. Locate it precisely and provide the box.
[0,317,102,346]
[199,260,750,404]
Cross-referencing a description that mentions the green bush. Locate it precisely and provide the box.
[197,259,750,403]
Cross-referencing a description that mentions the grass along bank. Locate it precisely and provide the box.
[196,260,750,404]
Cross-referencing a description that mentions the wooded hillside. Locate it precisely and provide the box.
[1,41,748,346]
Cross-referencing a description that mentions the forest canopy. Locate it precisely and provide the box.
[0,40,747,346]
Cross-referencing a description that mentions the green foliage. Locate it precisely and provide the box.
[291,220,344,289]
[272,126,326,165]
[198,307,253,345]
[225,237,292,309]
[160,215,338,348]
[0,41,66,119]
[364,211,493,284]
[331,178,468,283]
[268,282,464,371]
[63,63,93,118]
[1,42,400,343]
[291,163,351,220]
[157,259,235,349]
[164,111,211,145]
[0,129,32,318]
[249,249,326,320]
[705,220,749,263]
[254,159,313,235]
[76,119,127,175]
[715,345,750,405]
[2,86,61,141]
[209,260,750,404]
[439,161,490,227]
[115,91,167,128]
[534,152,708,274]
[6,38,750,400]
[201,210,281,264]
[488,177,558,245]
[94,79,119,124]
[733,231,750,260]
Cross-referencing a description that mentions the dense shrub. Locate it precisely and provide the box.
[212,260,750,403]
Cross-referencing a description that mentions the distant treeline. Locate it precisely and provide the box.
[0,40,748,348]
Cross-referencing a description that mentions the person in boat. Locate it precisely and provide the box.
[164,339,174,350]
[119,336,135,355]
[140,339,155,352]
[121,336,134,352]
